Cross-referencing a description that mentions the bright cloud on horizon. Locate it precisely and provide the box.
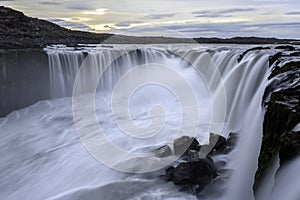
[1,0,300,38]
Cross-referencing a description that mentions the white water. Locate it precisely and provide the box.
[0,44,288,200]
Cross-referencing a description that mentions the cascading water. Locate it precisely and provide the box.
[0,44,295,200]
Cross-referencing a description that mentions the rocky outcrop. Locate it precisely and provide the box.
[274,45,296,51]
[254,49,300,189]
[164,157,218,192]
[161,133,238,193]
[173,136,200,155]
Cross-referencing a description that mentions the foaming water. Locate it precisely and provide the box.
[0,44,279,200]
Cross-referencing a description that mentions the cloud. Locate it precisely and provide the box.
[83,9,108,15]
[64,2,94,10]
[48,18,65,23]
[192,10,214,15]
[113,20,300,39]
[285,11,300,15]
[143,13,176,19]
[38,1,63,5]
[192,8,257,17]
[115,21,143,27]
[218,8,257,14]
[48,18,92,31]
[195,14,232,18]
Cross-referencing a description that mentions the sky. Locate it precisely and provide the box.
[1,0,300,38]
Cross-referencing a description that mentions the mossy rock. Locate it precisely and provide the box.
[254,59,300,190]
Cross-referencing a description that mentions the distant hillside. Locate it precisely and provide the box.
[0,6,299,48]
[0,6,112,48]
[193,37,300,45]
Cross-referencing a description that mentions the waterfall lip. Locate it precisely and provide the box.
[69,45,227,173]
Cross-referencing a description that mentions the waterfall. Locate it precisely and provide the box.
[48,51,85,98]
[1,44,286,200]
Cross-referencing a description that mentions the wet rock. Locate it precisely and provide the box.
[280,131,300,165]
[153,145,172,158]
[269,52,282,67]
[209,133,227,152]
[165,157,217,191]
[289,52,300,57]
[173,136,200,155]
[200,133,227,155]
[164,166,175,181]
[274,45,296,51]
[254,59,300,190]
[223,132,238,154]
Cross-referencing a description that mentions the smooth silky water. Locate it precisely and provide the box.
[1,44,297,200]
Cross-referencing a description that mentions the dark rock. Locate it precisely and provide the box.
[254,59,300,190]
[269,52,282,67]
[289,52,300,57]
[164,166,175,181]
[274,45,296,51]
[200,133,227,155]
[226,132,238,147]
[165,157,217,191]
[210,133,227,152]
[173,136,200,155]
[269,61,300,79]
[153,145,172,158]
[223,132,239,154]
[280,131,300,164]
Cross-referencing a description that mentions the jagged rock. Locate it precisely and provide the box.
[163,133,238,193]
[173,136,200,155]
[280,131,300,164]
[165,157,217,191]
[269,52,282,67]
[200,133,227,155]
[153,145,172,158]
[223,132,238,154]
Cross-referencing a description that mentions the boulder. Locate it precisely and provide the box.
[165,157,217,191]
[153,145,172,158]
[200,133,227,155]
[173,136,199,155]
